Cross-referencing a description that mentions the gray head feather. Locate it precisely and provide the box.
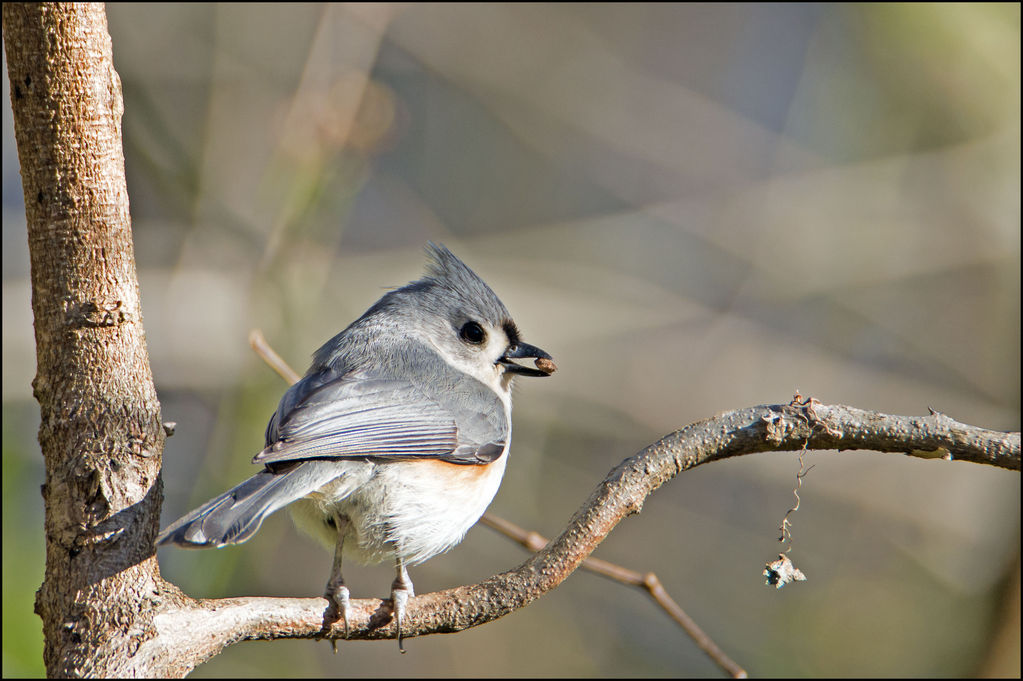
[310,243,513,371]
[418,242,510,324]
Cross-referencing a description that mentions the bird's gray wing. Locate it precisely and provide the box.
[254,373,508,466]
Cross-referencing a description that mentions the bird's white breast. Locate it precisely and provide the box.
[289,449,510,566]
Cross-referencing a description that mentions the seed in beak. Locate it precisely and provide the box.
[534,357,557,375]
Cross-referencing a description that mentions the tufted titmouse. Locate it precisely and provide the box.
[158,243,555,650]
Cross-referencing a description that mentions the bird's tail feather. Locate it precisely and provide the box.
[157,461,345,548]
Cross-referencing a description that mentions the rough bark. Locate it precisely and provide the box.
[3,3,165,677]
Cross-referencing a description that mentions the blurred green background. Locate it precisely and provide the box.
[3,3,1019,677]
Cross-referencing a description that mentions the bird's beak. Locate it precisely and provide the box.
[499,342,556,377]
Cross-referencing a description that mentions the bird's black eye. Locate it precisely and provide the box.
[459,321,486,345]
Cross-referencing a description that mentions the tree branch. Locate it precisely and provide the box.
[145,401,1019,674]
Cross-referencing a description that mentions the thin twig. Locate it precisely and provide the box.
[479,514,747,678]
[778,446,813,553]
[249,329,302,384]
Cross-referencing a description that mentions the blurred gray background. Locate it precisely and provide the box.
[3,3,1019,677]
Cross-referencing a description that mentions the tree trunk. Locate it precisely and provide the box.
[3,3,166,676]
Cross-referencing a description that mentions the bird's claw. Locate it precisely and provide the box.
[391,578,414,653]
